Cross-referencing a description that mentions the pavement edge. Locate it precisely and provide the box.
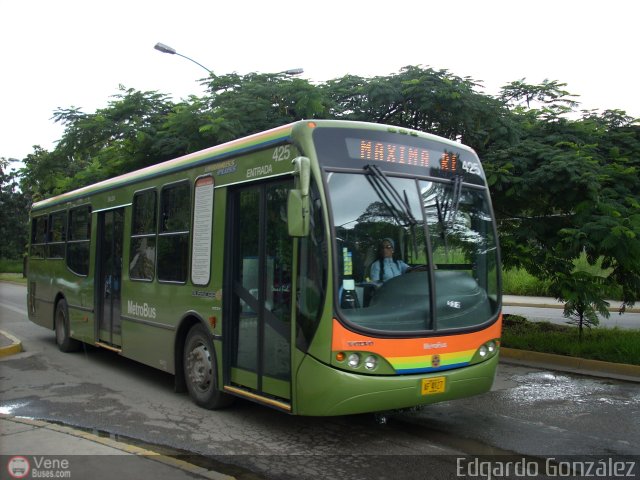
[501,347,640,382]
[0,330,22,357]
[1,414,235,480]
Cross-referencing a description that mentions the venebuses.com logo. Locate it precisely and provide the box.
[6,456,71,478]
[7,456,30,479]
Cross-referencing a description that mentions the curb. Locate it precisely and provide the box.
[500,348,640,383]
[0,330,22,357]
[502,300,640,314]
[0,414,234,480]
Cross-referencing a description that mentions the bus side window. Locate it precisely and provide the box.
[67,205,91,276]
[48,210,66,259]
[130,189,157,281]
[158,181,191,283]
[30,216,47,259]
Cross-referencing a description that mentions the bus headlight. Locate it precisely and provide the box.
[470,339,500,365]
[348,353,361,368]
[364,355,377,370]
[332,351,394,373]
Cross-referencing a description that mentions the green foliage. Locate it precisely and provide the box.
[502,268,553,296]
[554,270,611,337]
[486,79,640,312]
[322,66,515,154]
[0,273,27,284]
[202,72,327,140]
[0,259,24,273]
[503,315,640,365]
[6,66,640,317]
[0,158,29,259]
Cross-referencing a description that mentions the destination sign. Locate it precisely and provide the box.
[345,138,460,173]
[313,127,485,185]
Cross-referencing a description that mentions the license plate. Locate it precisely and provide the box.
[421,377,446,395]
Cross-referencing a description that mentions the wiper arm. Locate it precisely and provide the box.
[365,164,417,226]
[449,174,463,228]
[435,175,463,257]
[365,173,404,225]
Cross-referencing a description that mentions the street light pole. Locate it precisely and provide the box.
[154,42,212,74]
[154,42,303,77]
[281,68,304,76]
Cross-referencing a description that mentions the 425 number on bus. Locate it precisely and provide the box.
[272,145,292,162]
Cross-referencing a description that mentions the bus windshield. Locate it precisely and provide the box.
[328,171,499,334]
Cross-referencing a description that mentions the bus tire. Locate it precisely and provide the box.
[55,299,81,352]
[183,323,234,409]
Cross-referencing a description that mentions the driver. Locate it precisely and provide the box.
[370,238,409,283]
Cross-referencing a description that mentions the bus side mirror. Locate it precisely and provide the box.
[288,157,311,237]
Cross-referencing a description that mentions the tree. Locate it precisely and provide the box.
[21,87,180,200]
[15,68,640,317]
[554,269,611,339]
[0,157,29,259]
[486,81,640,313]
[323,66,516,155]
[200,72,327,141]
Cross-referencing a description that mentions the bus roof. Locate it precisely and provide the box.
[31,122,295,212]
[31,120,475,212]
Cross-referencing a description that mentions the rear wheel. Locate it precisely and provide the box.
[183,323,234,409]
[55,299,81,352]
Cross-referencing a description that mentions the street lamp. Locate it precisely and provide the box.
[281,68,304,76]
[154,42,303,77]
[154,42,212,74]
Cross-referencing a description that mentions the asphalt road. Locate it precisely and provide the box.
[2,282,639,480]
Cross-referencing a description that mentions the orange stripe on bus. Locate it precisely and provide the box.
[331,314,502,358]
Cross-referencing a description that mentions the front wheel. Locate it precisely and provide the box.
[55,299,81,352]
[183,324,234,409]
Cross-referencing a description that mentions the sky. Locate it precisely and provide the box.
[2,0,639,164]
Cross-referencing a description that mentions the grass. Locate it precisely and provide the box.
[502,315,640,366]
[501,252,624,299]
[0,273,27,285]
[502,268,552,296]
[0,258,23,274]
[0,258,27,285]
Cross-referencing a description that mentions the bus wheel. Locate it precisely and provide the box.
[55,299,81,352]
[183,324,234,409]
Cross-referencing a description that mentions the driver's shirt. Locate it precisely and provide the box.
[370,258,409,283]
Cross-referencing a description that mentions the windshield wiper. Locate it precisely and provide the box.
[449,174,463,228]
[365,164,417,227]
[435,174,464,257]
[436,175,463,227]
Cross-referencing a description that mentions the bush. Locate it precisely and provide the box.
[502,268,552,296]
[0,258,23,273]
[502,314,640,365]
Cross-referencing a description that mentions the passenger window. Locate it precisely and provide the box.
[30,216,47,259]
[67,205,91,276]
[130,190,157,281]
[48,211,66,259]
[158,182,190,282]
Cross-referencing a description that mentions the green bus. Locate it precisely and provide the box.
[27,120,502,416]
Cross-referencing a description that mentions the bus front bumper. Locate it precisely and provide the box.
[295,353,499,416]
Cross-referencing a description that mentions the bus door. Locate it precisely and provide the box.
[225,179,294,408]
[96,208,124,348]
